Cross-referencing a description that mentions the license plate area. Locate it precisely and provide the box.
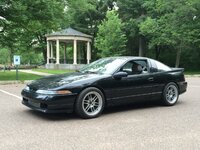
[28,100,40,108]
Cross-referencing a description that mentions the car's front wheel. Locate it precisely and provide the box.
[162,82,179,106]
[75,87,105,119]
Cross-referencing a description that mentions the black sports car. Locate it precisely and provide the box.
[21,57,187,119]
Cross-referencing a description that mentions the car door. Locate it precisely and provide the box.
[107,59,156,104]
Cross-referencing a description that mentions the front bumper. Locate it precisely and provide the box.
[178,81,187,94]
[21,90,77,113]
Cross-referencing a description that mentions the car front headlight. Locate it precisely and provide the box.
[36,90,72,95]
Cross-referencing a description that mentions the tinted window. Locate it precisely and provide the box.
[121,62,132,73]
[135,60,148,72]
[120,60,148,75]
[152,59,171,72]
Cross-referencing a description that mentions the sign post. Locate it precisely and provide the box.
[13,55,20,80]
[16,65,18,80]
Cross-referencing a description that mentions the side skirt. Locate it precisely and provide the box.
[106,92,162,106]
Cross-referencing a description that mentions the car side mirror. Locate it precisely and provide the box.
[113,72,128,79]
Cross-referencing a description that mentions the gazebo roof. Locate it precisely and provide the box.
[46,27,92,38]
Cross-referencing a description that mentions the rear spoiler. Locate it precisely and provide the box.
[170,68,184,73]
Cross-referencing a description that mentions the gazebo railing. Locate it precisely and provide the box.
[48,58,95,64]
[59,59,87,64]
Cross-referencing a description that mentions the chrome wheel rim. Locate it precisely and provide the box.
[166,85,178,104]
[82,91,103,116]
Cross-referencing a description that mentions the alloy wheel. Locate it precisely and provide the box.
[82,91,103,116]
[165,85,178,104]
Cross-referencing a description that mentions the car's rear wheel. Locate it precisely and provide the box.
[75,87,105,119]
[162,82,179,106]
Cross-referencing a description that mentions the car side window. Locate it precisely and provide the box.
[120,60,148,75]
[150,59,171,72]
[150,59,158,73]
[134,60,148,73]
[121,62,132,74]
[155,60,171,72]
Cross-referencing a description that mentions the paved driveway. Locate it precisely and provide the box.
[0,77,199,150]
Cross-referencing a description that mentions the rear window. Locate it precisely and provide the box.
[151,59,171,72]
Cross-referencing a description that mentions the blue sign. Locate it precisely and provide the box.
[14,55,20,65]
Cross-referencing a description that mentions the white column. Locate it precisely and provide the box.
[87,41,91,64]
[50,42,53,59]
[47,40,50,64]
[56,39,60,64]
[73,40,77,64]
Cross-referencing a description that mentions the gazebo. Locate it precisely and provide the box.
[45,27,92,69]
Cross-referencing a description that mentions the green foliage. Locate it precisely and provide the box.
[0,0,200,70]
[0,48,10,64]
[64,0,117,59]
[139,0,200,67]
[0,0,67,63]
[19,51,44,65]
[65,0,103,35]
[95,10,127,57]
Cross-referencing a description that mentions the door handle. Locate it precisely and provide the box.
[148,77,154,81]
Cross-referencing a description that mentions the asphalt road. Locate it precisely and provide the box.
[0,77,200,150]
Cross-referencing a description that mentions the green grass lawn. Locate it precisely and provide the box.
[0,71,42,81]
[184,71,200,75]
[32,69,74,74]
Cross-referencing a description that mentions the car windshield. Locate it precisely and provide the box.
[79,58,126,74]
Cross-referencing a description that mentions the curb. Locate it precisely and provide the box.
[0,80,33,85]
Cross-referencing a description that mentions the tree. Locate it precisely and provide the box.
[65,0,117,35]
[0,0,67,63]
[95,10,127,57]
[140,0,199,67]
[64,0,115,59]
[0,48,10,65]
[0,0,200,70]
[117,0,146,56]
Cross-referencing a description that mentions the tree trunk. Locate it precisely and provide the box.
[175,46,182,68]
[155,45,161,60]
[139,36,145,56]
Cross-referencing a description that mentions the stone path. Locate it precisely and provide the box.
[18,69,53,76]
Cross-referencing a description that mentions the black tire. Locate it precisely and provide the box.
[162,82,179,106]
[75,87,105,119]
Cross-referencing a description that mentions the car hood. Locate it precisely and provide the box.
[28,72,105,90]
